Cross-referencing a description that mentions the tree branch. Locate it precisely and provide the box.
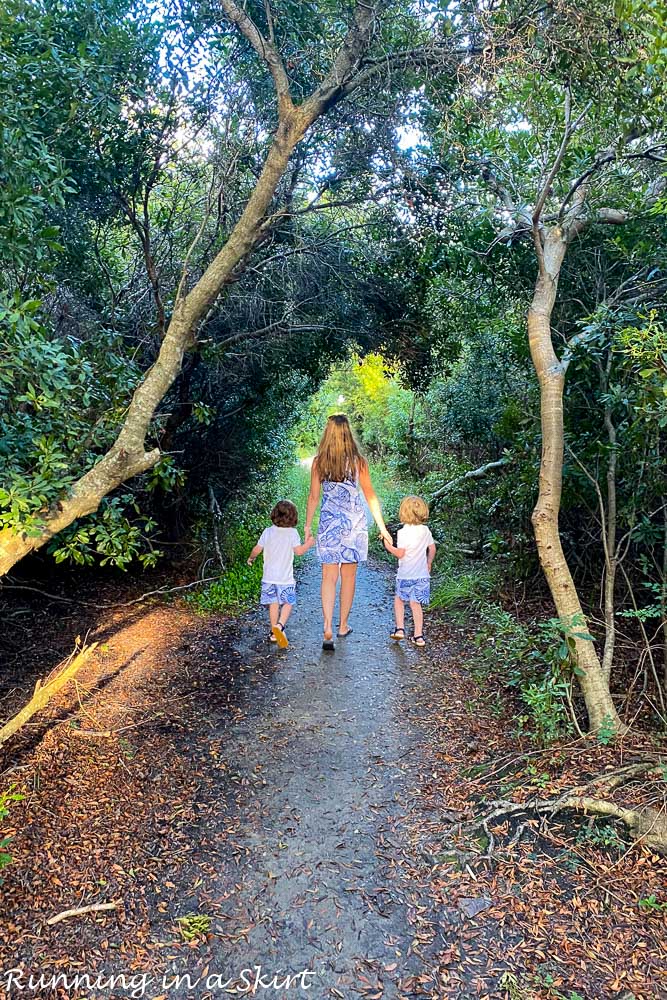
[219,0,292,111]
[430,458,509,505]
[302,0,380,116]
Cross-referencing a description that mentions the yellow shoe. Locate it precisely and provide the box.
[272,624,289,648]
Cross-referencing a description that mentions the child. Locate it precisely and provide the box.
[247,500,313,648]
[383,495,436,647]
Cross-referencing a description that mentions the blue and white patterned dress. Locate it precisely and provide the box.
[317,478,368,565]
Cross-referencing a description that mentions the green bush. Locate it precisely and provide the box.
[0,785,24,878]
[0,293,166,569]
[470,603,574,745]
[188,463,314,613]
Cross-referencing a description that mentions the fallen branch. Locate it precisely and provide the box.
[0,643,98,748]
[0,577,218,610]
[46,901,118,926]
[430,458,509,505]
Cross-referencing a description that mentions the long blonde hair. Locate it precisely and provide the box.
[315,414,365,482]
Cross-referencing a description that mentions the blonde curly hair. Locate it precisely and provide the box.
[399,495,429,525]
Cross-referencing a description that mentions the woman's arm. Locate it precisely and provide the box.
[304,459,321,540]
[358,461,392,543]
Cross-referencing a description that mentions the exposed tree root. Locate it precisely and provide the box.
[460,762,667,856]
[46,901,118,926]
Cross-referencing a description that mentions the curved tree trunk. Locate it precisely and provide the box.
[528,229,625,733]
[0,115,307,578]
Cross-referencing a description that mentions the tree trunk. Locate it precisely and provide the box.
[601,357,618,680]
[528,229,625,733]
[0,113,308,578]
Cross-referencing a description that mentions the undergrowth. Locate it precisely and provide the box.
[459,595,577,744]
[418,538,576,745]
[0,786,24,878]
[188,462,314,613]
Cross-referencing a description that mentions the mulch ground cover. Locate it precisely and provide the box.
[396,613,667,1000]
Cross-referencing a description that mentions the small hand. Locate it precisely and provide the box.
[247,558,253,567]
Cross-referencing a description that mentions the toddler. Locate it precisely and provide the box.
[247,500,313,648]
[383,495,436,647]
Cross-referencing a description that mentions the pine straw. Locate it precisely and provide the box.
[394,614,667,999]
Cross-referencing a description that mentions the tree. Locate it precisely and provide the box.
[456,6,666,731]
[375,0,666,731]
[0,0,464,576]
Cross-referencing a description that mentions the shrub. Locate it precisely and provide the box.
[0,785,24,877]
[470,603,574,744]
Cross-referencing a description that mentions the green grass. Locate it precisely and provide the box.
[429,559,498,610]
[188,462,314,614]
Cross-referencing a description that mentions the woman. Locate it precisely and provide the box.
[304,414,392,650]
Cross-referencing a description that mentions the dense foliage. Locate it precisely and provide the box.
[0,0,665,733]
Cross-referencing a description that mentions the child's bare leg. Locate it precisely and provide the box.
[409,600,424,636]
[268,603,279,629]
[278,603,293,627]
[393,596,405,631]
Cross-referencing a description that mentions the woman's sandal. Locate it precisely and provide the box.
[390,627,405,641]
[272,623,289,649]
[337,625,353,637]
[410,635,426,647]
[322,633,335,651]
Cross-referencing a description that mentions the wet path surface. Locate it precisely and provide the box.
[2,554,479,1000]
[200,554,448,996]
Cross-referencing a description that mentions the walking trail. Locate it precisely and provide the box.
[200,553,459,995]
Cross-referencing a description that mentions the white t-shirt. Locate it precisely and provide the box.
[258,525,301,584]
[396,523,435,580]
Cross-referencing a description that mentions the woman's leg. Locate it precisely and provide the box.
[321,563,340,640]
[338,562,358,634]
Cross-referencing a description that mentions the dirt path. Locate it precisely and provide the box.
[0,556,471,999]
[198,554,450,996]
